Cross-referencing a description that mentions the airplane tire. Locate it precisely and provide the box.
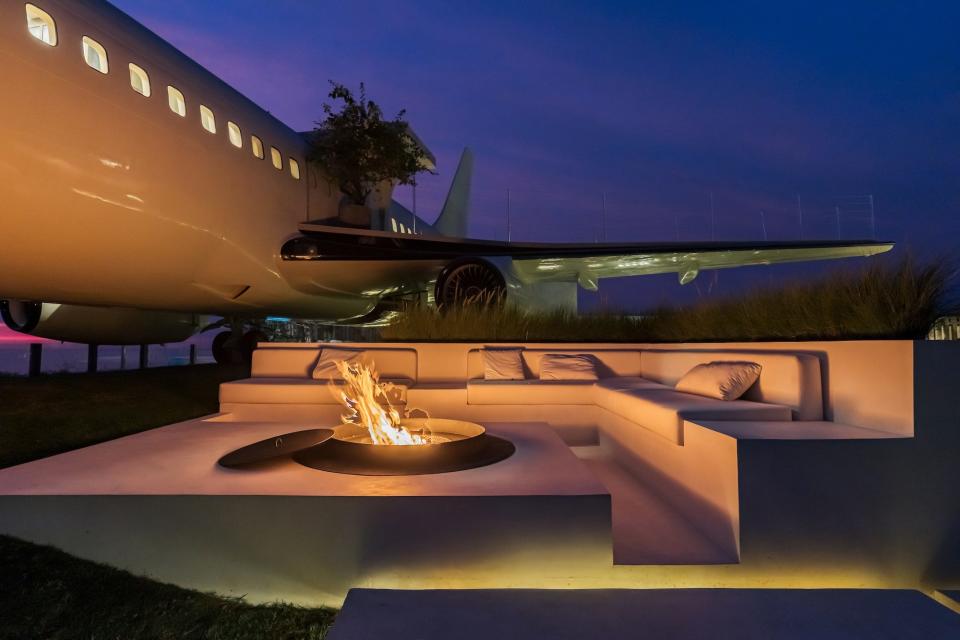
[241,330,267,362]
[212,331,240,365]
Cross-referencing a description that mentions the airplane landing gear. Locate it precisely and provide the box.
[212,328,268,365]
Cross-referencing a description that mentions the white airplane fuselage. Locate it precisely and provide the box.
[0,1,897,346]
[0,0,406,322]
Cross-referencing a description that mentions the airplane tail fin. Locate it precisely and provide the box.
[434,148,473,237]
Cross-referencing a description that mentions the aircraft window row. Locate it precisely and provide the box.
[22,3,301,181]
[389,219,416,234]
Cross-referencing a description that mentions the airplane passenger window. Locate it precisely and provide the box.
[200,105,216,134]
[251,136,264,159]
[167,86,186,117]
[128,63,150,97]
[391,219,398,232]
[82,36,108,74]
[25,4,56,46]
[289,158,301,180]
[227,122,242,148]
[270,147,282,170]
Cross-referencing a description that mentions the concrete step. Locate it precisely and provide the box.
[328,588,960,640]
[573,446,736,564]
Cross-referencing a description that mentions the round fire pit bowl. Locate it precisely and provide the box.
[293,418,515,476]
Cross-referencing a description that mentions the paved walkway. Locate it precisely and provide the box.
[328,588,960,639]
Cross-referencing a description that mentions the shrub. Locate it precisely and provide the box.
[381,256,954,342]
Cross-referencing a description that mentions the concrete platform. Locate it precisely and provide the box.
[0,417,605,497]
[0,418,611,605]
[327,588,960,640]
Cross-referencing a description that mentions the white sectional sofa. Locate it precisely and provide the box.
[463,348,821,444]
[217,342,884,563]
[220,344,823,446]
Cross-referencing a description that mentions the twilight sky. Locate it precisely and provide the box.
[111,0,959,310]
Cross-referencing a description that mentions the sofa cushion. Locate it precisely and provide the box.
[641,349,823,420]
[596,386,793,442]
[539,354,599,381]
[252,346,418,382]
[482,348,526,380]
[311,347,367,380]
[675,361,761,400]
[467,380,597,405]
[592,376,670,406]
[466,348,642,379]
[221,377,413,405]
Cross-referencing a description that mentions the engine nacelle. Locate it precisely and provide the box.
[434,257,508,306]
[433,257,578,313]
[0,301,200,344]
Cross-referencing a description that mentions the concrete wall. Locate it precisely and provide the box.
[735,341,959,591]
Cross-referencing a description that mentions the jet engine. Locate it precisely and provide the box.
[0,301,200,344]
[433,258,507,306]
[432,257,579,313]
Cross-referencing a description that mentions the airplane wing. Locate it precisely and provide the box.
[509,240,894,289]
[286,224,893,289]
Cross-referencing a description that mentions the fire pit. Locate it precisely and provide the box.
[294,417,514,475]
[294,360,515,475]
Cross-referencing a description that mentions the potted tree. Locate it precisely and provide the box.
[309,82,427,228]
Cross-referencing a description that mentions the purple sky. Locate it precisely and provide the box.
[111,0,960,311]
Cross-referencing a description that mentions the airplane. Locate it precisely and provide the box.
[0,1,893,362]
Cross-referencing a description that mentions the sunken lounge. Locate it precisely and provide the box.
[0,340,949,606]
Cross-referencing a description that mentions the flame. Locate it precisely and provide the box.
[333,360,430,445]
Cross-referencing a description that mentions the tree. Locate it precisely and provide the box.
[308,82,425,206]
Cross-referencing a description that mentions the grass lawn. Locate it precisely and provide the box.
[0,534,336,640]
[0,364,339,637]
[0,363,249,469]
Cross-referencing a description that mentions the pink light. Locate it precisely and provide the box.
[0,326,54,344]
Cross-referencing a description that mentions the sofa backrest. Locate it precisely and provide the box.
[640,349,823,420]
[251,346,418,381]
[467,348,642,380]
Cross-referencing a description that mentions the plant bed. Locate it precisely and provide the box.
[381,257,954,342]
[0,534,336,639]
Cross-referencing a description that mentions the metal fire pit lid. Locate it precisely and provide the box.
[218,428,333,469]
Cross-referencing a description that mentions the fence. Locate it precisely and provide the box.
[0,341,215,377]
[392,182,882,245]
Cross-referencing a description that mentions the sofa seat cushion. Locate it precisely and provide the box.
[592,376,671,406]
[221,377,412,405]
[467,379,597,405]
[597,386,793,441]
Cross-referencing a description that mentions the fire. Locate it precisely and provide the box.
[333,360,430,445]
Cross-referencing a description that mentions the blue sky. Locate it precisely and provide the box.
[112,0,960,310]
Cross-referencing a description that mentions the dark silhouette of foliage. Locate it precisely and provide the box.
[309,82,425,205]
[383,256,955,342]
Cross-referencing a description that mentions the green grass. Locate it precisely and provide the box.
[382,257,955,342]
[0,364,248,469]
[0,534,336,640]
